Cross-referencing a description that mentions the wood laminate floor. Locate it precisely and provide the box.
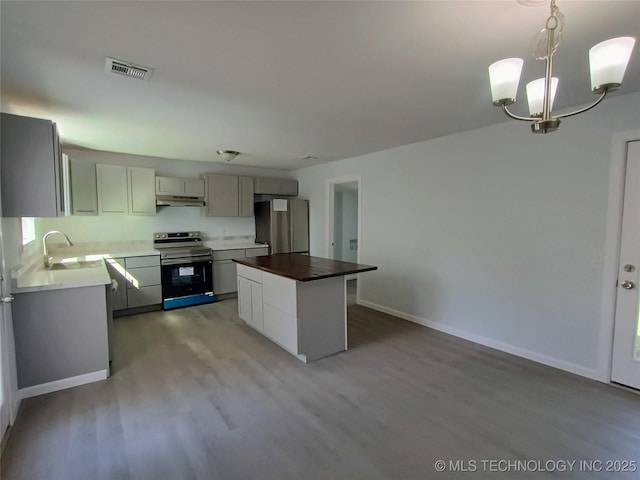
[2,299,639,480]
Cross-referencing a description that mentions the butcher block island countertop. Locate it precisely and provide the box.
[232,253,377,281]
[233,253,378,363]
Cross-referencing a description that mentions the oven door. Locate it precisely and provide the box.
[161,258,214,310]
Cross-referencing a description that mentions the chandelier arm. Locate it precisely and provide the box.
[501,104,537,122]
[555,90,608,119]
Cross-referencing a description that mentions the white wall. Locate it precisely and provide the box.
[36,149,296,243]
[296,91,640,381]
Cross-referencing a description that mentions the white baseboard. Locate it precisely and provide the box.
[358,300,600,382]
[18,370,108,400]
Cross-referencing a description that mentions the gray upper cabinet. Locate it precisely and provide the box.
[254,177,298,196]
[238,176,254,217]
[127,167,155,215]
[97,164,155,215]
[155,176,183,196]
[184,178,205,197]
[68,159,98,215]
[202,173,253,217]
[0,113,65,217]
[97,164,128,214]
[156,176,204,197]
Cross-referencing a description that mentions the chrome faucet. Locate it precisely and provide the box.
[43,230,73,268]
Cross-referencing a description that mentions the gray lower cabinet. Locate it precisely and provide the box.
[106,255,162,312]
[12,285,109,389]
[105,257,127,310]
[213,249,244,295]
[213,247,269,295]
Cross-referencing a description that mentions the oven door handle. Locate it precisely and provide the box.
[161,257,212,265]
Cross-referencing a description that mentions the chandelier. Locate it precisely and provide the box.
[488,0,636,133]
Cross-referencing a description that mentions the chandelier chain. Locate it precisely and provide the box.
[532,0,564,60]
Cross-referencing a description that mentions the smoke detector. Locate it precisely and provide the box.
[105,57,154,81]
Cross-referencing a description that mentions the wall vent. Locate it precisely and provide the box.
[104,57,154,81]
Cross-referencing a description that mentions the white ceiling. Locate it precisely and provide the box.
[1,1,639,170]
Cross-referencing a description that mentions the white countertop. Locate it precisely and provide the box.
[13,242,269,294]
[13,255,112,294]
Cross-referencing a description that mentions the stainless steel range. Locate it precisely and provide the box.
[153,231,215,310]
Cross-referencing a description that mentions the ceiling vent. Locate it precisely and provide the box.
[104,57,154,81]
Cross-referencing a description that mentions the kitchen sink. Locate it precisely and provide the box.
[48,260,104,270]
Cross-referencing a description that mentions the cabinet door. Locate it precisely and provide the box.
[97,164,128,214]
[279,179,299,196]
[0,113,63,217]
[238,176,254,217]
[250,281,263,331]
[203,174,239,217]
[238,276,253,323]
[69,159,98,215]
[155,176,183,196]
[183,178,205,197]
[213,261,239,294]
[253,177,280,195]
[128,167,156,215]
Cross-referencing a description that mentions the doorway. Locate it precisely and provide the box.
[611,140,640,390]
[327,177,361,301]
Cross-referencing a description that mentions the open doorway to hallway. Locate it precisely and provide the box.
[328,177,361,303]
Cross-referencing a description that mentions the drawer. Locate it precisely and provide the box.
[263,304,298,354]
[245,246,269,258]
[237,264,262,283]
[125,255,160,268]
[126,266,161,288]
[212,249,245,261]
[262,271,297,317]
[127,285,162,308]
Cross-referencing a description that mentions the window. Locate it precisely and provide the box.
[21,217,36,246]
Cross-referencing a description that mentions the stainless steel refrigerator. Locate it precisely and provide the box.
[255,199,309,254]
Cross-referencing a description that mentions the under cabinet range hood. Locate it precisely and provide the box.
[155,194,205,207]
[155,176,205,207]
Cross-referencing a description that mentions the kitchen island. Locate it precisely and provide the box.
[233,253,377,362]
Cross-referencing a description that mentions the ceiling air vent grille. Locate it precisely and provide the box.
[104,57,154,81]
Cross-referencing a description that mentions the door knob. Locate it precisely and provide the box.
[621,281,635,290]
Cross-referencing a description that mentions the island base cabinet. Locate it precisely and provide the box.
[12,286,109,391]
[237,263,348,362]
[297,277,347,361]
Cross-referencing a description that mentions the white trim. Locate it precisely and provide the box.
[17,370,108,400]
[358,299,601,381]
[598,129,640,383]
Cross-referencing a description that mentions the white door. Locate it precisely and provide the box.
[611,140,640,390]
